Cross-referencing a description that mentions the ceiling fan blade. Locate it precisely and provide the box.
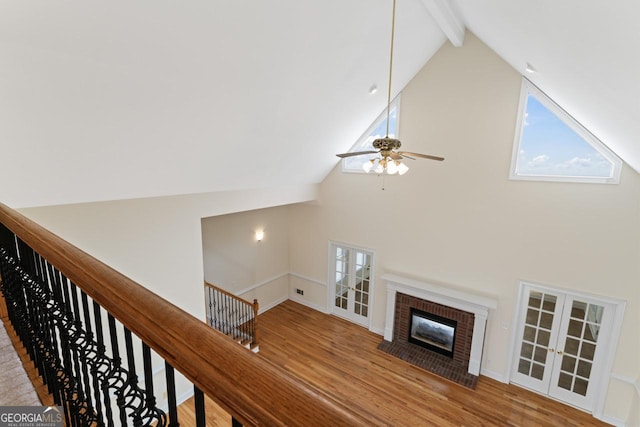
[336,151,378,158]
[398,153,416,160]
[388,152,403,161]
[398,151,444,161]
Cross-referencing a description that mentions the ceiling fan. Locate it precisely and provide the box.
[336,0,444,175]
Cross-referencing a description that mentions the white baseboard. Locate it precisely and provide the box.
[369,326,384,336]
[480,368,508,383]
[288,294,330,314]
[258,295,289,314]
[158,388,194,413]
[598,414,626,427]
[177,389,194,406]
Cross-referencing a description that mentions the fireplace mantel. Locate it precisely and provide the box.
[382,274,498,376]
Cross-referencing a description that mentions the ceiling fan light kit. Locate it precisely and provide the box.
[335,0,444,175]
[368,157,409,175]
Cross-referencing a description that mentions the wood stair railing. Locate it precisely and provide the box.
[0,202,370,427]
[204,282,259,352]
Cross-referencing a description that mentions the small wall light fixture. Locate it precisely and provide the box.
[255,230,264,242]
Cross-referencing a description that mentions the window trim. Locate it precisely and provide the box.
[509,79,622,184]
[341,95,401,174]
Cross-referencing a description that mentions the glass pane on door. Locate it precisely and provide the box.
[517,291,557,380]
[330,243,375,327]
[556,300,603,396]
[334,247,350,310]
[353,251,371,317]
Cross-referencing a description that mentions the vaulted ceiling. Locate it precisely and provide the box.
[1,1,638,208]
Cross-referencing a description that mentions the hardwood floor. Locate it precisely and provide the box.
[3,294,611,426]
[249,300,610,427]
[176,395,232,427]
[0,317,53,408]
[182,300,611,426]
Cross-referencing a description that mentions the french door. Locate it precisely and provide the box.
[330,243,373,328]
[511,283,619,412]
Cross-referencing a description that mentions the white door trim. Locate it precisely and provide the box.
[327,241,376,331]
[507,280,626,418]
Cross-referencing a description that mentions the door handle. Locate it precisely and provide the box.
[557,350,563,355]
[548,348,555,352]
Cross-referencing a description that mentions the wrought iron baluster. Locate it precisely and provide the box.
[215,289,221,331]
[235,297,239,340]
[57,275,77,426]
[67,281,91,423]
[43,277,62,400]
[76,291,96,419]
[91,301,109,426]
[140,343,166,426]
[49,266,63,308]
[43,271,70,424]
[80,291,93,336]
[225,294,229,334]
[194,386,205,427]
[165,362,179,427]
[226,293,229,332]
[239,300,243,340]
[33,288,53,393]
[123,326,144,425]
[0,226,169,427]
[59,273,74,320]
[108,314,130,427]
[69,282,82,328]
[245,301,250,342]
[80,291,97,391]
[230,296,234,337]
[206,287,213,326]
[214,287,219,329]
[228,295,232,336]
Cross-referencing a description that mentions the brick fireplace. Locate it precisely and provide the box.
[379,274,497,388]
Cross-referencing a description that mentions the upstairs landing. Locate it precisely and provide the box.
[0,320,42,406]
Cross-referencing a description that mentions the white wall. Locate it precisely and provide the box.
[288,33,640,423]
[19,185,316,319]
[201,205,291,312]
[630,381,640,425]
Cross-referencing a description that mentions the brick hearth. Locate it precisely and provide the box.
[378,292,479,389]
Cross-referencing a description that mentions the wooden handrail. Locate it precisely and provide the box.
[204,280,251,305]
[0,203,369,427]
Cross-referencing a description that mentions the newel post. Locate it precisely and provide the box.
[252,299,259,347]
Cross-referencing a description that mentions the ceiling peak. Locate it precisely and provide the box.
[420,0,465,47]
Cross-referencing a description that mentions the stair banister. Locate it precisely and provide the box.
[204,281,260,350]
[0,202,368,426]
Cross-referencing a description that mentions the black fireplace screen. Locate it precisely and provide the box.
[408,308,457,358]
